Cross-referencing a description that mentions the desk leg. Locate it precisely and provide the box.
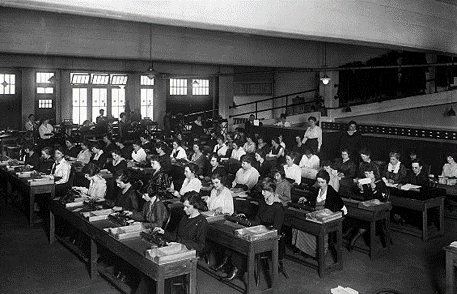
[157,275,165,294]
[386,215,391,252]
[336,222,343,266]
[423,206,428,242]
[370,220,376,260]
[49,210,55,244]
[317,233,325,278]
[446,251,454,294]
[90,239,98,280]
[440,201,445,237]
[188,259,197,294]
[29,191,35,227]
[247,249,255,294]
[271,240,278,293]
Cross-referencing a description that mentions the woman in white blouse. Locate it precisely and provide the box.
[52,146,72,197]
[213,136,228,157]
[230,140,246,161]
[170,140,188,161]
[243,135,256,154]
[283,152,301,185]
[76,141,92,165]
[170,164,201,197]
[39,118,54,140]
[73,162,107,200]
[302,116,322,154]
[203,173,234,215]
[441,153,457,178]
[299,148,320,179]
[131,141,147,163]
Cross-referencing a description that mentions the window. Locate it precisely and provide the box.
[192,79,209,95]
[37,87,54,94]
[0,74,15,94]
[71,73,90,85]
[72,88,88,125]
[38,99,53,108]
[92,74,109,85]
[170,78,187,95]
[111,75,128,85]
[92,88,107,122]
[141,75,154,119]
[36,72,54,84]
[111,88,125,119]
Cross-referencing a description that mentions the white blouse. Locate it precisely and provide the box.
[207,187,234,215]
[299,154,320,169]
[39,123,54,140]
[442,163,457,178]
[179,178,202,196]
[233,167,260,190]
[76,149,91,164]
[132,148,147,163]
[213,143,228,157]
[231,147,246,161]
[52,159,71,184]
[170,147,187,160]
[284,164,302,185]
[302,126,322,150]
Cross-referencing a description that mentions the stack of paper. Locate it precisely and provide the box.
[400,184,421,191]
[331,286,359,294]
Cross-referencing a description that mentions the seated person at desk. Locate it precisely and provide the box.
[382,151,407,184]
[169,164,202,198]
[143,155,172,197]
[322,161,340,192]
[52,147,72,197]
[25,113,38,132]
[75,141,91,165]
[243,134,256,154]
[213,135,228,157]
[278,134,286,150]
[267,136,285,165]
[332,148,356,180]
[254,151,272,178]
[90,142,108,169]
[357,147,381,180]
[404,148,419,170]
[131,141,147,164]
[115,140,132,160]
[73,162,107,200]
[38,118,54,141]
[292,170,347,257]
[155,142,171,173]
[202,173,234,215]
[79,120,92,136]
[284,152,302,185]
[213,178,284,281]
[102,135,116,155]
[114,170,140,211]
[22,143,40,169]
[232,154,260,190]
[170,140,187,161]
[275,113,291,127]
[401,159,430,187]
[139,135,153,153]
[38,147,54,174]
[441,153,457,178]
[127,190,168,229]
[230,140,246,161]
[107,148,127,174]
[273,168,292,206]
[256,136,270,156]
[203,153,227,181]
[65,138,81,159]
[190,143,206,173]
[292,135,306,159]
[299,148,320,179]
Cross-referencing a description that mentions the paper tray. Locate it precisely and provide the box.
[65,201,84,208]
[234,225,277,241]
[17,171,33,178]
[82,209,113,222]
[144,243,196,264]
[104,224,143,240]
[28,179,54,186]
[201,211,226,222]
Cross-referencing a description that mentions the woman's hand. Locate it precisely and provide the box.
[214,207,223,215]
[173,190,180,197]
[153,227,164,234]
[124,211,133,217]
[202,196,209,202]
[298,197,307,204]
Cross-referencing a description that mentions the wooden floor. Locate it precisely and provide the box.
[1,202,455,294]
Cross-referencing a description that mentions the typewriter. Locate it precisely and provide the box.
[288,202,315,212]
[59,189,79,205]
[141,230,167,247]
[225,214,252,227]
[108,212,133,226]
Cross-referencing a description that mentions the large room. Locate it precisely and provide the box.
[1,1,457,294]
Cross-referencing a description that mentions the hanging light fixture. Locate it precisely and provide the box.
[145,24,157,79]
[320,42,331,85]
[447,106,456,116]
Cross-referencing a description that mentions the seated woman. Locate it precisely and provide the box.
[169,164,202,198]
[170,140,187,161]
[278,134,286,150]
[284,152,301,185]
[102,135,116,155]
[107,148,128,174]
[76,141,92,165]
[243,134,256,154]
[38,146,54,174]
[357,147,380,180]
[114,170,140,212]
[292,170,346,257]
[143,155,172,198]
[90,142,108,169]
[267,136,285,165]
[299,148,320,179]
[441,153,457,178]
[232,155,260,191]
[128,191,168,229]
[292,135,306,159]
[203,154,227,181]
[52,146,73,197]
[203,173,234,215]
[332,148,356,180]
[321,161,340,192]
[73,162,107,200]
[190,143,206,173]
[275,113,291,127]
[136,191,207,294]
[22,143,40,169]
[155,142,171,173]
[401,159,430,187]
[115,140,132,160]
[131,141,147,164]
[65,138,81,159]
[139,134,154,153]
[273,167,292,206]
[256,136,270,156]
[254,151,272,178]
[230,140,246,162]
[382,151,407,184]
[214,178,284,281]
[213,135,228,157]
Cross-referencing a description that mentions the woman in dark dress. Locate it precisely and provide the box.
[155,142,172,174]
[90,141,108,169]
[38,146,54,174]
[339,120,362,160]
[107,148,127,174]
[65,138,81,159]
[22,143,40,169]
[114,170,140,212]
[143,155,172,198]
[254,151,272,178]
[203,153,227,180]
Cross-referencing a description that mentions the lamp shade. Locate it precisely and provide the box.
[320,74,331,85]
[448,107,456,117]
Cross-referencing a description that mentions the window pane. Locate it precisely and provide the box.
[92,88,107,122]
[140,88,154,119]
[169,78,187,95]
[141,75,154,86]
[36,72,54,84]
[0,74,15,95]
[111,88,125,119]
[192,79,210,95]
[71,73,90,85]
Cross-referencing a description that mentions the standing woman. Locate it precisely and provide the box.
[170,164,202,198]
[39,118,54,147]
[339,120,362,160]
[76,140,92,165]
[292,170,346,257]
[107,148,128,174]
[302,116,322,154]
[52,146,72,197]
[203,173,234,215]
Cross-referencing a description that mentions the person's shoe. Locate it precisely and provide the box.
[211,255,229,272]
[222,267,240,282]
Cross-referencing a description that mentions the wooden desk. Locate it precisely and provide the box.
[205,219,279,294]
[444,245,457,294]
[0,166,55,227]
[0,134,19,156]
[284,206,343,277]
[389,189,445,241]
[437,183,457,220]
[49,200,197,294]
[342,198,392,259]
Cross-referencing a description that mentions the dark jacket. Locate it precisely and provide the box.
[333,158,356,178]
[25,152,40,169]
[382,163,407,184]
[115,186,140,211]
[38,158,54,174]
[359,180,389,202]
[309,185,345,213]
[339,131,362,157]
[107,159,127,174]
[66,145,81,159]
[131,198,169,229]
[164,214,208,254]
[253,198,285,232]
[402,169,430,187]
[90,152,108,169]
